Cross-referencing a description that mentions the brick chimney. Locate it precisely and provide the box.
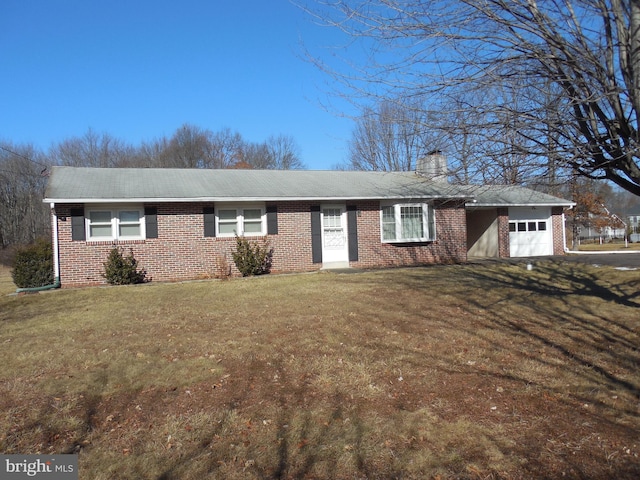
[416,151,448,182]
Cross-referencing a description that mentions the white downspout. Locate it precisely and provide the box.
[51,202,60,279]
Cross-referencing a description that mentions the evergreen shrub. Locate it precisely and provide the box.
[11,239,54,288]
[232,236,273,276]
[103,247,148,285]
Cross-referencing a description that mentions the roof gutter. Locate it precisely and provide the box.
[468,202,576,208]
[43,195,474,204]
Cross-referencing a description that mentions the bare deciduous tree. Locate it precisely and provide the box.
[301,0,640,195]
[238,142,272,169]
[230,134,305,169]
[347,99,443,171]
[163,124,213,169]
[49,129,135,168]
[129,127,304,170]
[264,134,305,170]
[209,128,245,168]
[0,143,50,250]
[136,137,171,168]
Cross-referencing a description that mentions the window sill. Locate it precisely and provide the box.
[216,234,268,239]
[382,239,435,245]
[85,239,147,245]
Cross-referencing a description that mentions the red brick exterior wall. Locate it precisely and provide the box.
[349,200,467,268]
[497,208,510,258]
[551,206,566,255]
[53,200,469,287]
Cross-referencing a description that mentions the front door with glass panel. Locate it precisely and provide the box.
[321,205,349,266]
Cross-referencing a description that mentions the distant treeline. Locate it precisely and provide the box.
[0,124,305,258]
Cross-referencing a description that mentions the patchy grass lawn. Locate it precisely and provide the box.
[1,262,639,479]
[0,266,15,296]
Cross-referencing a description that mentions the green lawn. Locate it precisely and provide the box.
[1,262,639,479]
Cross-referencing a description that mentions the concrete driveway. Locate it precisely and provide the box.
[470,251,640,269]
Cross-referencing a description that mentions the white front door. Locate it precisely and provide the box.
[321,205,349,267]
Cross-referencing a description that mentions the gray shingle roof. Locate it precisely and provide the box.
[43,166,574,207]
[465,184,575,207]
[43,167,471,202]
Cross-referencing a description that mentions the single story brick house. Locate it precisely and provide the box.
[43,166,574,287]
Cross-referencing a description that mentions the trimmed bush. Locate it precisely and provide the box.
[232,235,273,276]
[11,239,54,288]
[103,247,148,285]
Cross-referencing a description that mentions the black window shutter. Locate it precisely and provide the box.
[428,204,436,240]
[311,205,322,264]
[347,205,359,261]
[203,206,216,237]
[266,205,278,235]
[70,208,85,241]
[145,207,158,239]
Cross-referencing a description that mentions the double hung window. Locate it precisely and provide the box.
[381,203,435,242]
[86,206,145,241]
[216,205,266,237]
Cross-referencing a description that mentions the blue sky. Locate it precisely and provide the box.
[0,0,356,169]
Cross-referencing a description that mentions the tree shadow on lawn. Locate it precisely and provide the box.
[150,361,392,480]
[396,262,640,410]
[145,352,518,480]
[60,332,638,480]
[463,262,640,391]
[241,262,640,479]
[474,259,640,308]
[349,271,639,477]
[6,262,639,479]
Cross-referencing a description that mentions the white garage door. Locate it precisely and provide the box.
[508,207,553,257]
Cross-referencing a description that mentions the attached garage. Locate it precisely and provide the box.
[466,186,574,259]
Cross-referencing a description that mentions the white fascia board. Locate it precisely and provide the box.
[45,194,473,204]
[468,202,576,208]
